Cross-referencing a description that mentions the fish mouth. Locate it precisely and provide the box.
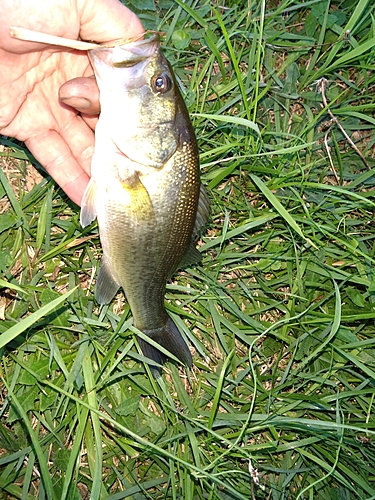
[88,34,160,90]
[88,34,159,69]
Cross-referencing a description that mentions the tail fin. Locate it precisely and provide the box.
[138,317,192,377]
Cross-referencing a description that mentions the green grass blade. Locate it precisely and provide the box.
[2,384,56,499]
[0,287,77,349]
[250,174,318,248]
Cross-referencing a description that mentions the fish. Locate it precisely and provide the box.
[80,34,210,376]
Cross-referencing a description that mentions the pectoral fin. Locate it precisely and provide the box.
[95,258,120,304]
[80,178,98,228]
[122,171,155,221]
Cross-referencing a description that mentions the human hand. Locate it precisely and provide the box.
[0,0,143,205]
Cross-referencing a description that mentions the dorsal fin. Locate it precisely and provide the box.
[178,183,210,270]
[192,183,210,241]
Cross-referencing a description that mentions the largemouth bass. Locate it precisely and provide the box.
[80,34,209,376]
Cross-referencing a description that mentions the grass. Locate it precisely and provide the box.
[1,0,375,498]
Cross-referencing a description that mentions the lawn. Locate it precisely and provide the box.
[1,0,375,498]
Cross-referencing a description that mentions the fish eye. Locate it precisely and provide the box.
[153,73,172,93]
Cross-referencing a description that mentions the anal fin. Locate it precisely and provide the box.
[95,258,120,305]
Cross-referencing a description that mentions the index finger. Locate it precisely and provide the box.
[25,128,91,206]
[78,0,144,44]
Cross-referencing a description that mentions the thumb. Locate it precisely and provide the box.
[77,0,144,44]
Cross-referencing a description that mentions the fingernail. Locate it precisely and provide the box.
[61,96,92,110]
